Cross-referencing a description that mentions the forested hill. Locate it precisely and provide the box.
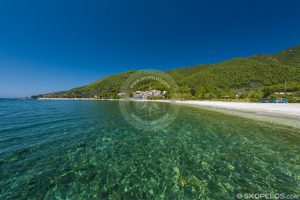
[249,45,300,65]
[33,45,300,102]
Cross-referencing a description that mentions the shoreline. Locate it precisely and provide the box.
[175,100,300,129]
[37,98,300,129]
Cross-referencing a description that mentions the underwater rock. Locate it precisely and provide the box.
[78,142,87,148]
[173,166,180,179]
[0,159,5,166]
[178,177,186,187]
[15,148,31,158]
[178,175,208,192]
[227,164,235,170]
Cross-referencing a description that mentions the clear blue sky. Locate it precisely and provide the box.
[1,0,300,97]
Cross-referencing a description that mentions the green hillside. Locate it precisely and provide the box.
[33,45,300,102]
[249,45,300,65]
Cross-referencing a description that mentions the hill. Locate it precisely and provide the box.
[249,45,300,65]
[33,46,300,102]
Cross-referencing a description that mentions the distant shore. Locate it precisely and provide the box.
[37,98,300,128]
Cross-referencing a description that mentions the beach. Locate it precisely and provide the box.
[37,98,300,128]
[174,100,300,128]
[129,99,300,128]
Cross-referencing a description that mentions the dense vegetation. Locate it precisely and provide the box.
[33,45,300,102]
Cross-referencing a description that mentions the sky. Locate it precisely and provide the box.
[1,0,300,97]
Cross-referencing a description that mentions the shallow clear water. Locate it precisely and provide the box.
[0,99,299,199]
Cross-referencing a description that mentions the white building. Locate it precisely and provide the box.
[117,92,126,97]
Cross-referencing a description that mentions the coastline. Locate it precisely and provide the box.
[37,98,300,129]
[174,100,300,129]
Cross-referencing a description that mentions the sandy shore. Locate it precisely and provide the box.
[38,98,300,128]
[173,100,300,128]
[124,99,300,128]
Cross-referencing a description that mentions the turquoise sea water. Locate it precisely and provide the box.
[0,99,299,199]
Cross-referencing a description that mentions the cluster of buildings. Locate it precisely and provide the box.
[132,90,167,99]
[117,90,167,99]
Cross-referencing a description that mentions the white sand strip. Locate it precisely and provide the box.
[173,101,300,128]
[174,101,300,117]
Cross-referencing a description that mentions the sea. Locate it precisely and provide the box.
[0,99,299,199]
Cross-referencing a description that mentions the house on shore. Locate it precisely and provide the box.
[117,92,126,97]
